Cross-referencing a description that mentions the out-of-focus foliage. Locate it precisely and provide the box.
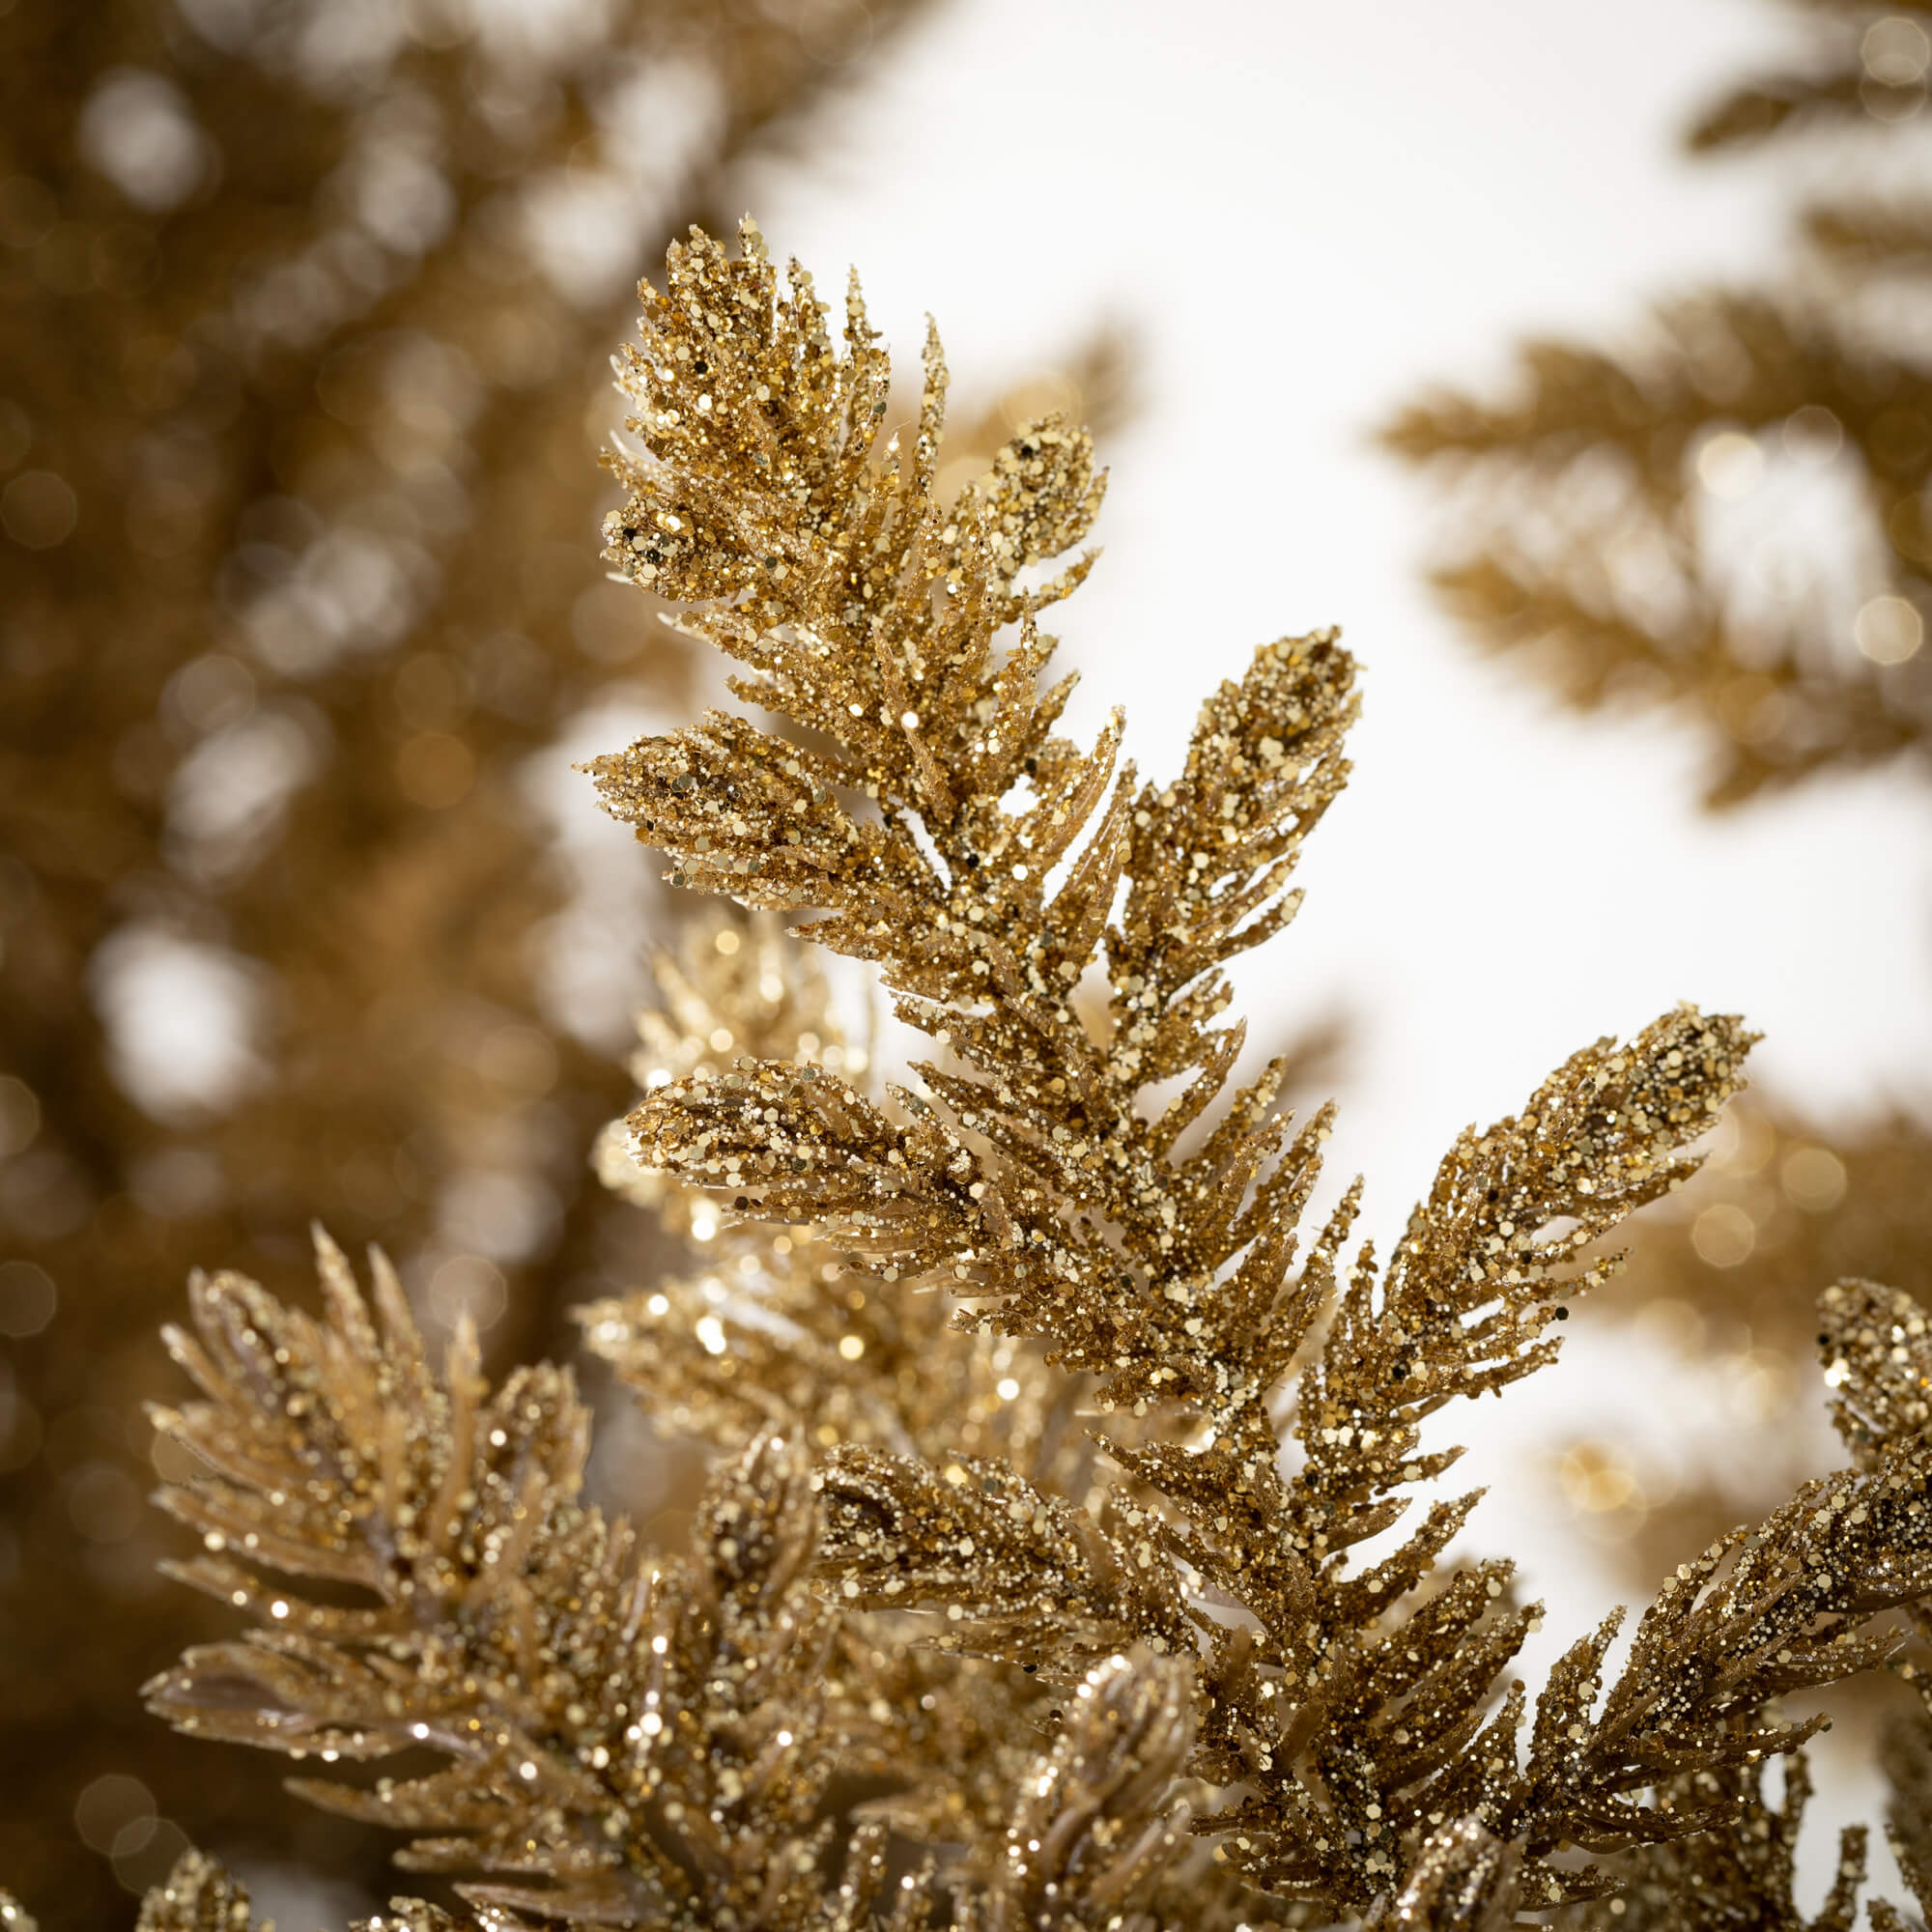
[1386,0,1932,807]
[0,0,953,1922]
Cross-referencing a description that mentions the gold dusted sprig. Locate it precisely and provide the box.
[582,221,1932,1918]
[1544,1754,1867,1932]
[1819,1275,1932,1471]
[110,218,1932,1932]
[1384,283,1932,808]
[140,1232,886,1929]
[580,913,1090,1488]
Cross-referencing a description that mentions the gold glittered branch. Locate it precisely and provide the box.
[113,215,1932,1932]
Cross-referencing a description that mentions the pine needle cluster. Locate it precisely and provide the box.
[14,221,1932,1929]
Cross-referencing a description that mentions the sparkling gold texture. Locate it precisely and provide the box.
[59,221,1932,1931]
[0,5,935,1919]
[570,224,1931,1922]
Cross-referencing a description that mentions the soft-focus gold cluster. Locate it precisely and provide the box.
[0,3,944,1920]
[18,222,1932,1930]
[1386,0,1932,806]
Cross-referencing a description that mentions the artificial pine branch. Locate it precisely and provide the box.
[577,221,1931,1919]
[143,1232,877,1928]
[29,217,1932,1932]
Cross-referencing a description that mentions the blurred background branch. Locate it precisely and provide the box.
[0,1,953,1920]
[1386,0,1932,808]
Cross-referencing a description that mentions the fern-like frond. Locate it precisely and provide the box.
[576,224,1932,1922]
[144,1232,877,1928]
